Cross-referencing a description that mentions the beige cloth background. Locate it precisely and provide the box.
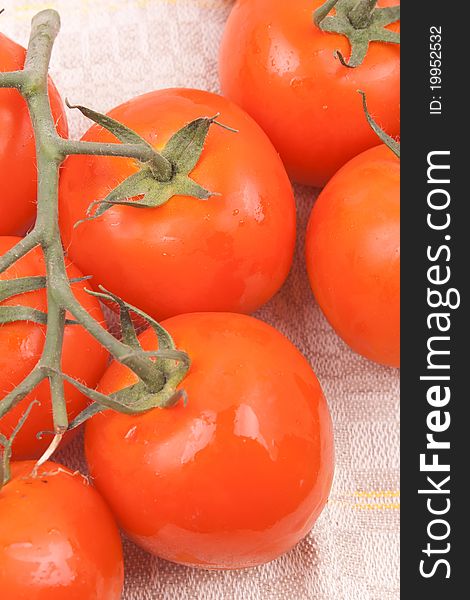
[2,1,400,598]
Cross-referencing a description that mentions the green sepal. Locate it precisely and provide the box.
[0,306,78,326]
[104,289,141,349]
[66,386,187,431]
[76,115,232,225]
[76,165,213,225]
[314,0,400,68]
[65,372,187,431]
[161,115,216,173]
[84,286,140,348]
[85,285,180,353]
[66,100,153,148]
[359,90,400,158]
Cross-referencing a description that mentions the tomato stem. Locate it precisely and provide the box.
[313,0,339,27]
[0,9,191,464]
[0,69,25,88]
[348,0,378,29]
[0,369,48,422]
[0,231,41,273]
[59,138,160,162]
[0,400,40,489]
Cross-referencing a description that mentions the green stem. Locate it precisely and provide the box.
[313,0,339,27]
[17,8,171,390]
[0,70,25,88]
[60,139,159,162]
[56,285,163,387]
[0,400,40,488]
[23,11,60,79]
[0,8,191,473]
[39,286,67,434]
[0,368,47,420]
[20,18,75,441]
[0,231,41,273]
[348,0,378,29]
[63,102,173,180]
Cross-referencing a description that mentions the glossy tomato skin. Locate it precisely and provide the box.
[0,461,124,600]
[59,88,296,321]
[0,34,68,236]
[85,312,334,569]
[306,145,400,367]
[219,0,400,187]
[0,237,109,458]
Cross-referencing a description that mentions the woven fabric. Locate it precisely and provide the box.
[2,1,400,598]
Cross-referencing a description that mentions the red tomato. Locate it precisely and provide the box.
[219,0,400,187]
[0,237,108,458]
[305,145,400,367]
[85,312,334,569]
[0,33,68,236]
[0,460,123,600]
[59,88,296,321]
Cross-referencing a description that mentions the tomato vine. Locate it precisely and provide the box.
[0,10,195,475]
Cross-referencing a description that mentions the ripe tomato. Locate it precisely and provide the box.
[0,460,123,600]
[0,237,108,458]
[219,0,400,187]
[0,33,68,236]
[85,312,334,569]
[59,88,296,321]
[305,145,400,367]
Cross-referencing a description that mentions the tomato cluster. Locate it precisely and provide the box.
[0,0,399,595]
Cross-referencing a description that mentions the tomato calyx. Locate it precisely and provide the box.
[359,90,400,158]
[313,0,400,68]
[64,286,191,431]
[68,102,237,227]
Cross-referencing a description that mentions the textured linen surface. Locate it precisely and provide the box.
[1,1,400,598]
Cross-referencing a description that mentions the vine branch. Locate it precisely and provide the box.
[0,9,191,472]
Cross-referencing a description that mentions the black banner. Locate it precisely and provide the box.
[401,2,468,595]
